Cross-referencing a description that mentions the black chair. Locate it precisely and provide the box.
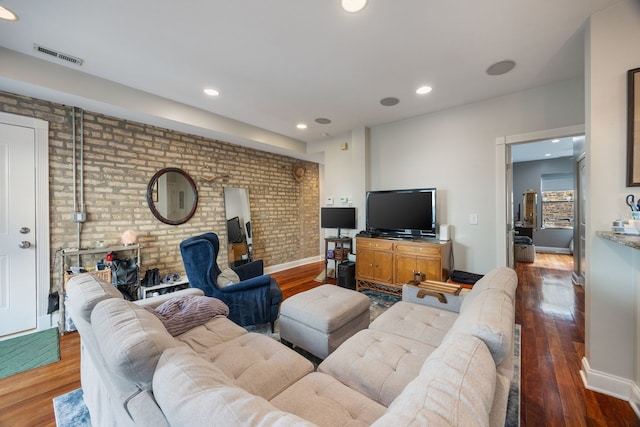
[179,232,282,331]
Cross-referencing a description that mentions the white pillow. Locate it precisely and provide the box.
[217,268,240,288]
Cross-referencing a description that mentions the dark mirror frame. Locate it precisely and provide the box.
[627,67,640,187]
[147,167,198,225]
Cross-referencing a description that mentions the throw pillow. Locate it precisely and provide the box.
[217,268,240,288]
[148,295,230,336]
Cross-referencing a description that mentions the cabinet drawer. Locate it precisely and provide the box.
[356,238,393,251]
[394,243,441,257]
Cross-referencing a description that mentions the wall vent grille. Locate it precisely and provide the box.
[33,44,84,66]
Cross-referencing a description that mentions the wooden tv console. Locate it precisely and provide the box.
[355,236,452,296]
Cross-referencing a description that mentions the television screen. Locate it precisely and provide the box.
[321,207,356,231]
[366,188,436,237]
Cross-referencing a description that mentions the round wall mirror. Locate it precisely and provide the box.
[147,168,198,225]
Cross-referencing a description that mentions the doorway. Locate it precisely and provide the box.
[495,125,584,268]
[0,112,50,339]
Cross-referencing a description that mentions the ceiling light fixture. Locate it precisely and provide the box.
[0,6,18,21]
[296,123,308,130]
[341,0,367,13]
[416,86,432,95]
[551,139,560,143]
[315,118,332,124]
[544,153,552,157]
[486,60,516,76]
[203,88,219,96]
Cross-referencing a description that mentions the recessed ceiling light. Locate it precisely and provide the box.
[544,153,552,157]
[296,123,308,130]
[0,6,18,21]
[551,139,560,143]
[341,0,367,13]
[380,97,399,107]
[416,86,432,95]
[315,118,332,124]
[486,60,516,76]
[203,88,219,96]
[321,133,331,137]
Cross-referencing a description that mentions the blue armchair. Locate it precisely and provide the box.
[179,232,282,331]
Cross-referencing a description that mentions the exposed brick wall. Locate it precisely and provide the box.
[0,91,319,292]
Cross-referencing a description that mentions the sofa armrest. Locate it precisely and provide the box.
[134,288,204,309]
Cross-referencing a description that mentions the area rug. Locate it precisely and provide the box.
[53,388,91,427]
[0,327,60,379]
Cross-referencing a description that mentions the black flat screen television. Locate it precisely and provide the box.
[366,188,436,238]
[321,207,356,237]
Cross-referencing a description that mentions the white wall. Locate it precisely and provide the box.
[583,0,640,407]
[360,78,585,273]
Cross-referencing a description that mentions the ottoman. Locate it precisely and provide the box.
[279,284,371,359]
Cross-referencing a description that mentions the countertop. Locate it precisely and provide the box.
[596,231,640,250]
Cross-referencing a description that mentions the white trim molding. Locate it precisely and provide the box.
[264,255,322,274]
[581,357,634,402]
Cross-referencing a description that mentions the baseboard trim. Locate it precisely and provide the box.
[264,256,322,274]
[580,357,634,401]
[535,246,572,254]
[630,383,640,418]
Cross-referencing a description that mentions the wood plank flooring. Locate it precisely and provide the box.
[0,255,637,426]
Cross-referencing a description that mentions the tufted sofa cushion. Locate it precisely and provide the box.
[369,301,458,346]
[91,298,179,390]
[271,372,387,427]
[154,347,317,427]
[446,289,514,365]
[318,328,438,406]
[371,334,496,427]
[196,332,314,400]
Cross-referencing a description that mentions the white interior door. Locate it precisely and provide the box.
[0,123,37,337]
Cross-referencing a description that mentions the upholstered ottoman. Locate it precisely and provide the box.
[279,284,370,359]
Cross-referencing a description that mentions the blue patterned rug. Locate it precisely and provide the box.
[53,388,91,427]
[53,292,520,426]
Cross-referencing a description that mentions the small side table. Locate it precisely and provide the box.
[324,237,352,282]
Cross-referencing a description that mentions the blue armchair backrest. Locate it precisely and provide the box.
[179,232,224,297]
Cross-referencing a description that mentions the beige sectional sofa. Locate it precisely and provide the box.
[66,267,517,427]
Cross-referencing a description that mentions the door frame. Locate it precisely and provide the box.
[0,111,50,333]
[495,124,585,267]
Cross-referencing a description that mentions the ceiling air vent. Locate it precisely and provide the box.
[33,43,84,66]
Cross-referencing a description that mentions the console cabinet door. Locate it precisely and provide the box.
[356,247,376,280]
[372,250,393,284]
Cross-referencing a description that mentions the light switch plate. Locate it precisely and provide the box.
[469,213,478,225]
[326,197,334,205]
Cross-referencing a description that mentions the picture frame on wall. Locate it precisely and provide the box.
[627,67,640,187]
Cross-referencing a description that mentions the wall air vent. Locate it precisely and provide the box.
[33,43,84,66]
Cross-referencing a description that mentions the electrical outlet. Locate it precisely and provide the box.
[326,197,334,206]
[339,196,347,204]
[469,213,478,225]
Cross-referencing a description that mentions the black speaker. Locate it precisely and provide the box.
[337,261,356,290]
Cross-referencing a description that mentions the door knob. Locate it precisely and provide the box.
[19,241,31,249]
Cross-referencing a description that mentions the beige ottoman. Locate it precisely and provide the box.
[279,284,371,359]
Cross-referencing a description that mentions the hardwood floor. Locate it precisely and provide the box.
[0,255,637,426]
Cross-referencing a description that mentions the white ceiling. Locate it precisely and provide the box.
[0,0,619,151]
[511,136,582,163]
